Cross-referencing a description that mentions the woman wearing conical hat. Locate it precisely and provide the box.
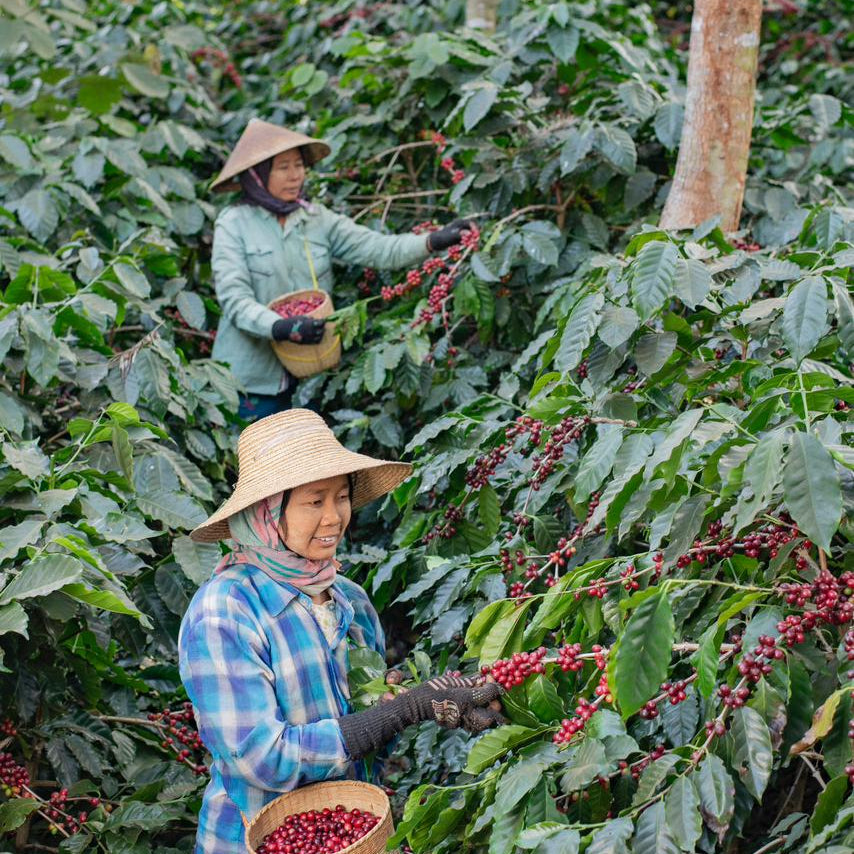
[178,410,502,853]
[209,119,474,420]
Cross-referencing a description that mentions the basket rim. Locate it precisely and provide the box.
[247,781,392,854]
[269,289,332,308]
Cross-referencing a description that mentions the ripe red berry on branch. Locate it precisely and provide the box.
[481,648,547,690]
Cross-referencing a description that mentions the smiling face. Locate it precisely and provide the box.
[266,148,306,202]
[278,474,351,560]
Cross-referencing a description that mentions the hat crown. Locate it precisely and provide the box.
[237,409,335,471]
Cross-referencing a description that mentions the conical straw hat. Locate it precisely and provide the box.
[190,409,412,543]
[210,118,331,193]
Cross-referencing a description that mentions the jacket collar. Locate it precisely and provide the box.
[250,564,355,627]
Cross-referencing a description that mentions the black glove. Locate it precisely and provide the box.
[427,219,476,253]
[271,316,326,344]
[338,674,504,760]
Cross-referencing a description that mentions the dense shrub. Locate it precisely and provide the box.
[0,1,850,851]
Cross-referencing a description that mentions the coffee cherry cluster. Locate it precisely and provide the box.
[704,720,727,743]
[258,805,380,854]
[553,698,598,744]
[381,258,444,302]
[530,416,591,488]
[593,673,613,704]
[740,522,801,559]
[45,789,103,836]
[467,417,546,488]
[481,648,547,690]
[440,156,466,185]
[1,718,16,737]
[149,703,208,776]
[732,238,761,252]
[776,570,853,646]
[273,294,326,319]
[416,272,456,325]
[466,444,511,489]
[423,503,462,543]
[508,581,531,601]
[164,307,215,355]
[620,564,639,591]
[356,267,377,296]
[0,752,29,796]
[779,582,812,607]
[190,47,242,89]
[639,699,659,720]
[557,643,584,672]
[667,517,805,576]
[548,536,578,571]
[662,680,689,704]
[619,744,667,780]
[507,415,545,453]
[717,684,752,709]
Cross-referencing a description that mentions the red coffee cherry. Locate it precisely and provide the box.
[257,805,380,854]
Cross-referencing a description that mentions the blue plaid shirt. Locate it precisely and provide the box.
[178,565,385,854]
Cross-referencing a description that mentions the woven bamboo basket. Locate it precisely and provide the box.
[268,289,342,379]
[245,780,393,854]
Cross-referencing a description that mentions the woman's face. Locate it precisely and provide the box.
[267,149,306,202]
[278,474,351,560]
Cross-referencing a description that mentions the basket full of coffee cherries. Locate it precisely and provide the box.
[245,781,392,854]
[268,289,341,379]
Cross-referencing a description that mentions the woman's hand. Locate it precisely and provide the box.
[272,316,326,344]
[381,669,505,732]
[339,669,505,760]
[427,219,477,253]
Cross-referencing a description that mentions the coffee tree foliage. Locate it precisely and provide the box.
[0,0,851,851]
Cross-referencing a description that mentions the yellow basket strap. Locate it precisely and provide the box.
[304,237,319,291]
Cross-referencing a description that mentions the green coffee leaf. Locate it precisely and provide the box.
[783,431,843,552]
[732,706,773,799]
[782,277,828,363]
[611,591,674,718]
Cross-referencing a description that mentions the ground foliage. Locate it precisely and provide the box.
[0,0,851,852]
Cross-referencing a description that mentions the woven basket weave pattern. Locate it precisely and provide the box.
[269,290,342,379]
[246,781,393,854]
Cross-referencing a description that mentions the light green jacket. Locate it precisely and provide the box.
[210,203,430,395]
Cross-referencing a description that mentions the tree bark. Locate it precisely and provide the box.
[659,0,762,232]
[465,0,499,32]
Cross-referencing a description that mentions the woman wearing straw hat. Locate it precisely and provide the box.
[209,118,474,421]
[178,409,502,853]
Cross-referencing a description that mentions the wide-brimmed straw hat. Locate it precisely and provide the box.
[210,118,331,193]
[190,409,412,543]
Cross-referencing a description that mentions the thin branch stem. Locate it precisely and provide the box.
[366,140,436,164]
[798,754,826,791]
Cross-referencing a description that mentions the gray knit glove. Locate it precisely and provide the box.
[271,316,325,344]
[338,674,504,760]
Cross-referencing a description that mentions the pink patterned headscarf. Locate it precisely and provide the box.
[216,491,339,597]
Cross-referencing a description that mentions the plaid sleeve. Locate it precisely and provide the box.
[181,610,350,793]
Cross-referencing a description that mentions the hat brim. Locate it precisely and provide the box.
[190,456,412,543]
[211,139,331,193]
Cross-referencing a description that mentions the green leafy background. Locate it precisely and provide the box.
[0,1,851,852]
